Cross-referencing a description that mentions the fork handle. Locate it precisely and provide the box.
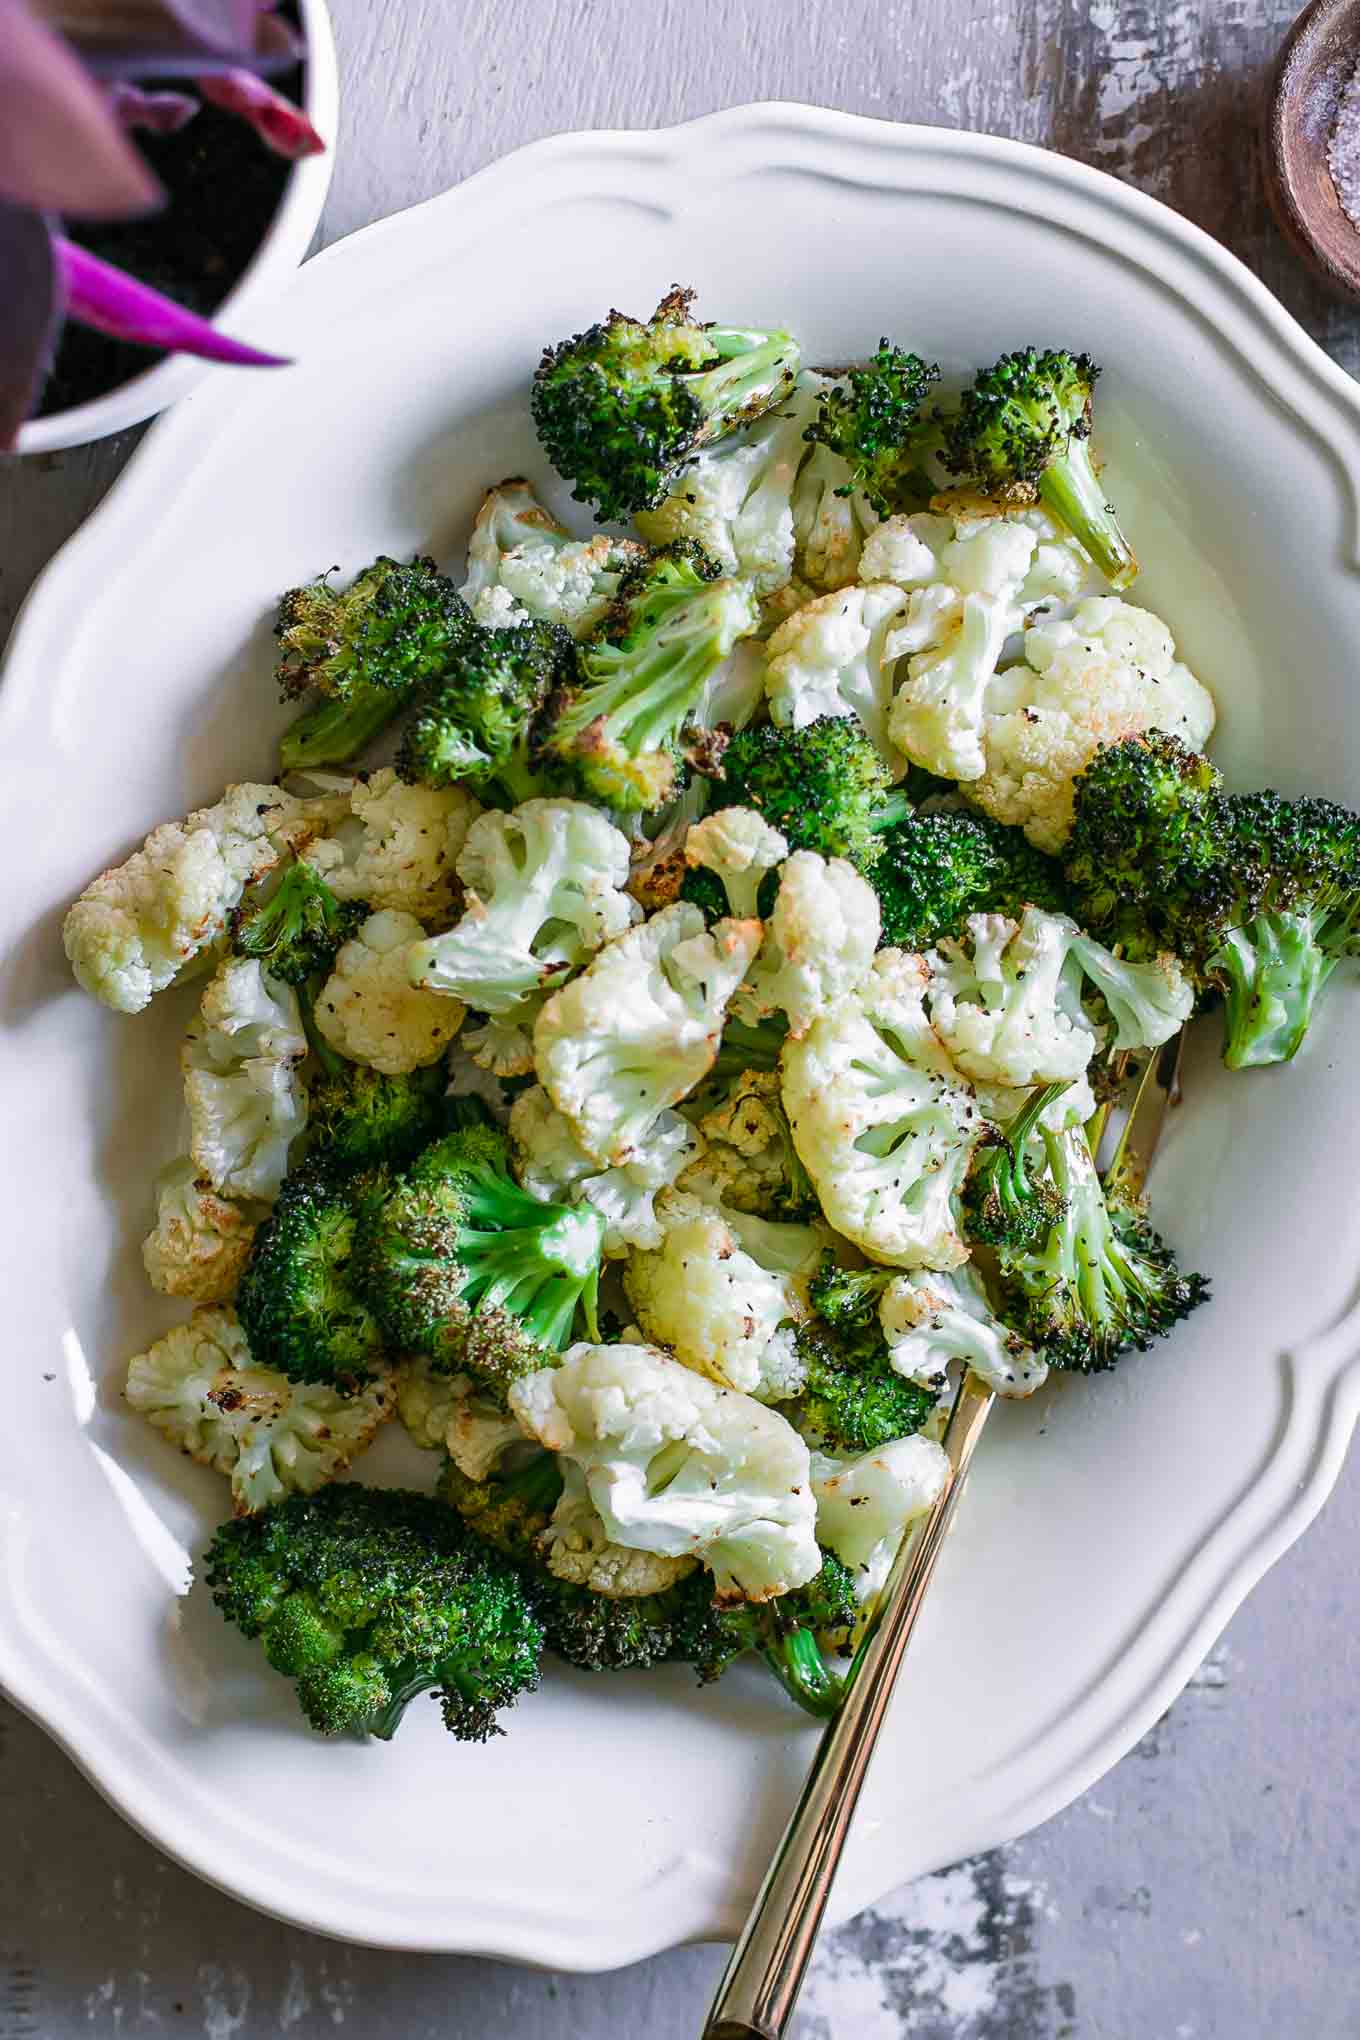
[701,1373,996,2040]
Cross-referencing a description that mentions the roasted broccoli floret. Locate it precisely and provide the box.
[1205,792,1360,1068]
[230,859,366,987]
[442,1457,852,1717]
[999,1124,1208,1371]
[275,556,476,771]
[398,617,574,804]
[940,348,1137,589]
[236,1158,388,1387]
[203,1483,542,1740]
[1066,737,1360,1066]
[713,716,905,872]
[1065,732,1221,948]
[803,340,942,516]
[305,1060,448,1168]
[962,1081,1071,1252]
[531,286,800,522]
[713,1550,858,1716]
[354,1123,605,1391]
[544,540,759,811]
[789,1259,937,1453]
[874,809,1069,950]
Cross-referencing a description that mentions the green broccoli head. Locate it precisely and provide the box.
[940,348,1137,589]
[204,1484,543,1741]
[230,860,366,988]
[1065,733,1223,948]
[999,1125,1208,1371]
[544,539,758,812]
[275,556,474,701]
[1068,742,1360,1066]
[713,716,902,872]
[961,1081,1071,1254]
[441,1458,849,1716]
[803,341,942,517]
[354,1123,604,1392]
[873,809,1069,951]
[276,556,477,772]
[790,1259,936,1454]
[530,286,800,522]
[305,1060,449,1170]
[236,1158,388,1388]
[709,1552,858,1716]
[1199,791,1360,1069]
[398,617,575,805]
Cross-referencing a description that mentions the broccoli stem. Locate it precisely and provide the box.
[1034,1128,1172,1353]
[1209,914,1334,1069]
[562,629,725,760]
[1036,445,1137,591]
[867,789,913,834]
[760,1625,845,1721]
[691,330,798,422]
[280,686,403,772]
[966,1080,1070,1248]
[370,1665,445,1742]
[458,1217,602,1348]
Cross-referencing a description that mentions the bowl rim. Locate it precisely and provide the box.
[5,101,1360,1964]
[14,0,339,455]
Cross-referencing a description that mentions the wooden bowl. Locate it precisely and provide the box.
[1264,0,1360,300]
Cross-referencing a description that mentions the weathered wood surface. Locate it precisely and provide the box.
[4,3,1360,2035]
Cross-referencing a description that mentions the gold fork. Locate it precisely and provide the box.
[702,1035,1185,2040]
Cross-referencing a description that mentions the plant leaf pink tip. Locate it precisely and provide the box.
[56,237,290,368]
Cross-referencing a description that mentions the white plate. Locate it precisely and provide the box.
[4,105,1360,1966]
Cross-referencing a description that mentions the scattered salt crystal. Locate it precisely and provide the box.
[1327,54,1360,230]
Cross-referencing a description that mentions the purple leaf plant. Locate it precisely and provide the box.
[0,0,324,447]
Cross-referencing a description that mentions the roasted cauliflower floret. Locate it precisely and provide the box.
[780,950,989,1270]
[622,1189,823,1395]
[141,1158,261,1302]
[970,596,1216,853]
[461,478,648,637]
[509,1083,703,1255]
[882,518,1036,783]
[927,907,1097,1090]
[509,1340,821,1603]
[125,1306,394,1514]
[733,850,881,1038]
[810,1434,949,1591]
[181,958,309,1201]
[928,907,1192,1085]
[314,908,464,1074]
[677,1067,811,1217]
[408,799,637,1021]
[763,582,912,775]
[533,902,761,1167]
[304,767,481,923]
[63,781,339,1014]
[540,1467,701,1595]
[684,806,790,918]
[395,1359,527,1475]
[879,1264,1048,1398]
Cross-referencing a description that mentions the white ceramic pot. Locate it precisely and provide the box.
[15,0,338,455]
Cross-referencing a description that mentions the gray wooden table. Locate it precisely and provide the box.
[4,3,1360,2034]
